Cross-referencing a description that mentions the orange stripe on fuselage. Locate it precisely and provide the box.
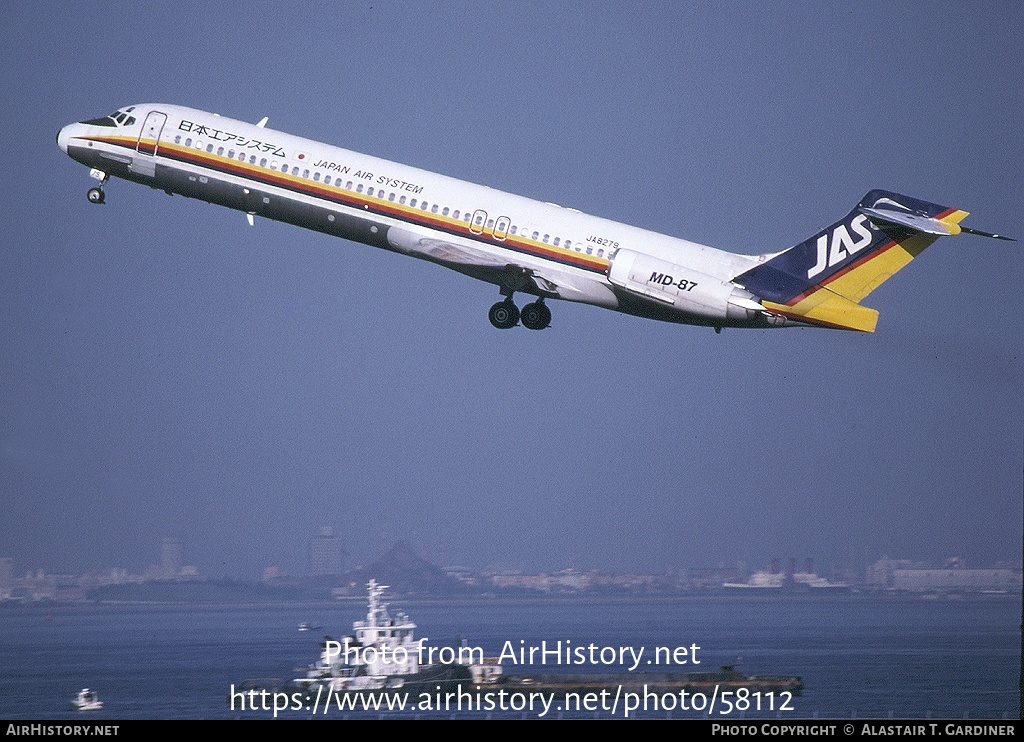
[83,134,612,275]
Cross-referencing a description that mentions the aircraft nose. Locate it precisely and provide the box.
[56,124,71,154]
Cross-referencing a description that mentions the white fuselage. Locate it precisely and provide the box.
[57,104,772,329]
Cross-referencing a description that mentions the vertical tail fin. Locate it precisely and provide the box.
[735,190,970,332]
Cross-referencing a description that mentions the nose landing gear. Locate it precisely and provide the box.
[86,169,108,204]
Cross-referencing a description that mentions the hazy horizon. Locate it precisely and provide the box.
[4,536,1021,581]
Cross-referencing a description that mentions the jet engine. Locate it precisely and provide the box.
[607,249,767,323]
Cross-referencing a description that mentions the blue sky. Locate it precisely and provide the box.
[1,2,1021,577]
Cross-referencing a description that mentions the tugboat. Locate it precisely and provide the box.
[295,580,476,692]
[72,688,103,711]
[288,580,802,705]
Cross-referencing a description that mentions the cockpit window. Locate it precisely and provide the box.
[80,109,137,128]
[81,115,117,127]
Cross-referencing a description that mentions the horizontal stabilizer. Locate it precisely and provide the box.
[960,226,1016,241]
[762,292,879,333]
[859,206,966,236]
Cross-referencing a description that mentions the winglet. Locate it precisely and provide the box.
[256,116,268,128]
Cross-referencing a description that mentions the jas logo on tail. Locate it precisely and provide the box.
[807,214,877,279]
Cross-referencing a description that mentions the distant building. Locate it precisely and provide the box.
[867,556,1022,592]
[23,569,58,600]
[686,566,742,589]
[489,572,555,590]
[161,537,183,578]
[443,566,480,586]
[891,568,1020,592]
[0,557,13,599]
[310,527,346,576]
[487,568,664,593]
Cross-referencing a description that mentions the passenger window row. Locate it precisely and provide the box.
[169,133,605,257]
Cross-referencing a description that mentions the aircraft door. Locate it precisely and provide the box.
[130,111,167,178]
[137,111,167,157]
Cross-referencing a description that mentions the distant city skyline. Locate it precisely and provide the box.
[2,545,1020,604]
[1,534,1020,582]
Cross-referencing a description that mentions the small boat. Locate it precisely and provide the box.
[72,688,103,711]
[298,622,322,632]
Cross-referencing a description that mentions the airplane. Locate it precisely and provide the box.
[56,104,1012,333]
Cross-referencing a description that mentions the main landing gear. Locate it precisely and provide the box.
[488,299,519,329]
[520,300,551,330]
[488,295,551,330]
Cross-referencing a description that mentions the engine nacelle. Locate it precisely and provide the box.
[607,249,765,322]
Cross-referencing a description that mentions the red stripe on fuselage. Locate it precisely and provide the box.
[86,135,609,275]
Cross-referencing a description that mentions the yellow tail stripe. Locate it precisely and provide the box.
[825,232,938,303]
[763,293,879,333]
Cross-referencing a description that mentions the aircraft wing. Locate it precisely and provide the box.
[386,226,616,305]
[389,231,510,269]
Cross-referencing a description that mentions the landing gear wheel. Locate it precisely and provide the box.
[520,301,551,330]
[488,300,519,329]
[87,187,105,204]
